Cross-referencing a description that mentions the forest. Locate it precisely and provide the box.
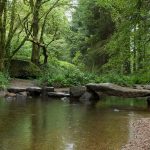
[0,1,150,149]
[0,0,150,88]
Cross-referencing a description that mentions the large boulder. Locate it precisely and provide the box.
[70,86,86,98]
[9,59,41,79]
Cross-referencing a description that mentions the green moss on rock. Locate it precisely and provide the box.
[10,59,41,79]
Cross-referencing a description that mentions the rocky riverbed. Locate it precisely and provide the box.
[122,118,150,150]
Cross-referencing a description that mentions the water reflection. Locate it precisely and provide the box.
[0,97,149,150]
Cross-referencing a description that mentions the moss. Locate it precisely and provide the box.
[9,59,41,79]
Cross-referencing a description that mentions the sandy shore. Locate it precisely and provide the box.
[122,118,150,150]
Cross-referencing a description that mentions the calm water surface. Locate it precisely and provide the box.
[0,97,150,150]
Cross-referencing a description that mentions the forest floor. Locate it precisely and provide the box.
[9,78,36,88]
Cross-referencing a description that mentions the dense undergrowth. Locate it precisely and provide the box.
[1,57,149,89]
[38,59,150,87]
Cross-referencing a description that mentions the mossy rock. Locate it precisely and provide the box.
[10,59,41,79]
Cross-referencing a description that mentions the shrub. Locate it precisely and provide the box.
[38,60,96,87]
[38,59,150,87]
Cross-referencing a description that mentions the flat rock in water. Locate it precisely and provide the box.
[27,87,42,96]
[48,92,70,98]
[87,83,150,98]
[27,87,42,92]
[143,85,150,90]
[7,87,26,93]
[43,87,54,92]
[5,92,16,97]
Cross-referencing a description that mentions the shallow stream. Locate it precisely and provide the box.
[0,97,149,150]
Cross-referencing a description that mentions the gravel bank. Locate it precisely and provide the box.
[122,118,150,150]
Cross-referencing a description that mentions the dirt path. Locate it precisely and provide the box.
[9,79,36,88]
[9,79,69,92]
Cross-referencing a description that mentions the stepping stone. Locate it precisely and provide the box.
[48,92,70,98]
[7,87,26,93]
[27,87,42,92]
[27,87,42,96]
[42,87,54,92]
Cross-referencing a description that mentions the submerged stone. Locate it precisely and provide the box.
[70,86,86,98]
[48,92,70,98]
[79,91,99,105]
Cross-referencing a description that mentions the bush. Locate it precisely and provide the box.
[94,73,134,86]
[130,72,150,84]
[38,60,96,87]
[38,59,150,87]
[94,72,150,86]
[0,72,9,89]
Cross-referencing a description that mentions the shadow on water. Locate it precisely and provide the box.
[0,96,150,150]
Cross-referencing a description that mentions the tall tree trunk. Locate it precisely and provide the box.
[5,0,16,59]
[31,0,42,65]
[136,0,144,70]
[0,0,6,72]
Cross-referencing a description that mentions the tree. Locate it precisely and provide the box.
[0,0,32,71]
[25,0,69,65]
[69,0,115,71]
[0,0,6,72]
[96,0,150,74]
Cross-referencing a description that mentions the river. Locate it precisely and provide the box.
[0,97,149,150]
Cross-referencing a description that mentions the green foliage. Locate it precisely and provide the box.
[0,72,9,89]
[38,59,96,87]
[97,0,150,74]
[95,72,150,86]
[39,60,150,87]
[131,72,150,84]
[68,0,115,73]
[15,41,32,59]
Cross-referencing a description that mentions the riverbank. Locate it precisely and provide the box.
[1,79,150,102]
[0,79,70,98]
[122,118,150,150]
